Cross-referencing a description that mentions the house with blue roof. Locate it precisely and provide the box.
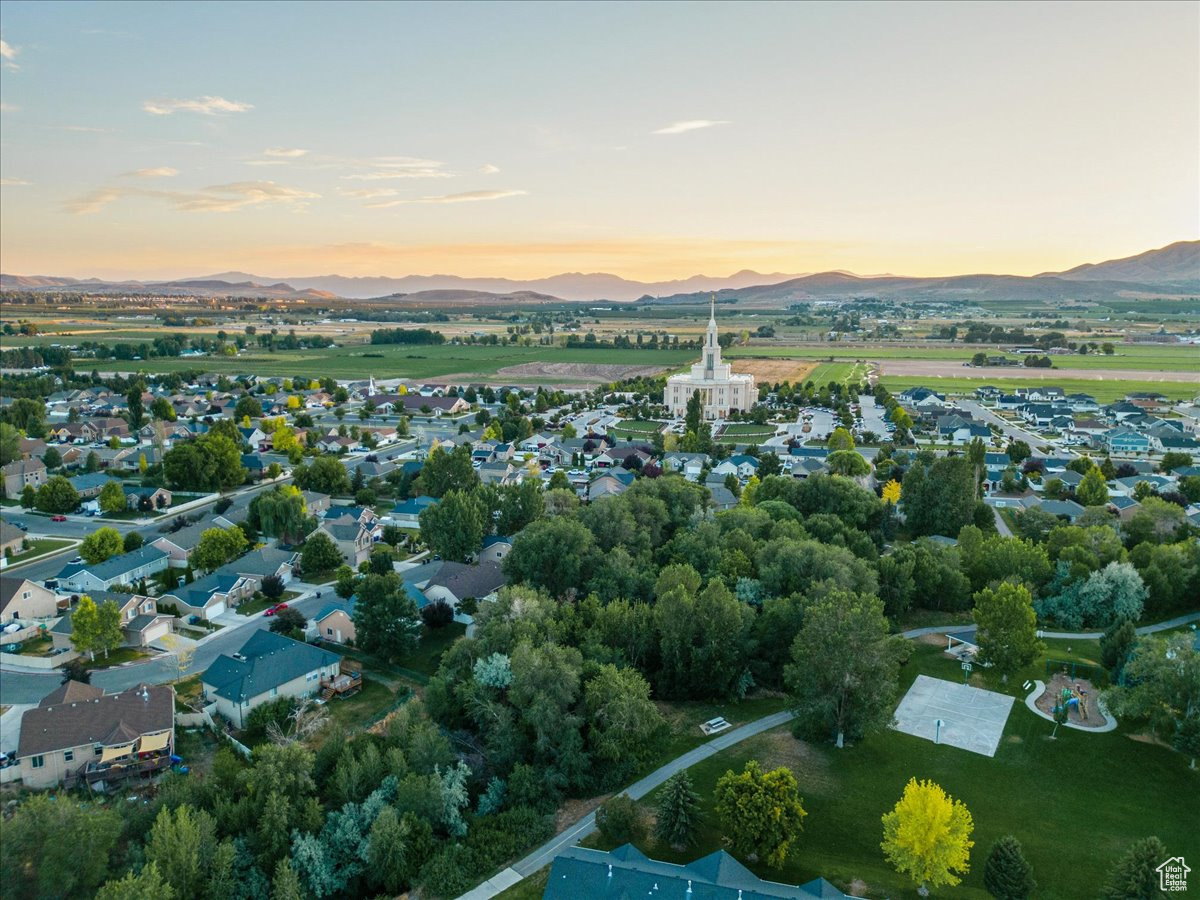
[390,495,439,528]
[57,545,170,593]
[544,844,852,899]
[1100,428,1152,455]
[67,472,114,499]
[201,631,341,728]
[479,535,513,564]
[310,598,356,645]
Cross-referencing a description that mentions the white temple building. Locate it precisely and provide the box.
[666,296,757,421]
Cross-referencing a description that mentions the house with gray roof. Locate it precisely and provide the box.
[545,844,853,900]
[201,630,341,728]
[56,545,170,593]
[422,560,505,620]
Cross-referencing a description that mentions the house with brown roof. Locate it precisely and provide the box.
[14,682,175,789]
[1,521,25,559]
[0,575,60,621]
[1,458,46,497]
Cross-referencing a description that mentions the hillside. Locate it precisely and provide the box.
[1039,240,1200,283]
[0,274,337,301]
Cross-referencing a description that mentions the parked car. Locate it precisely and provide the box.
[69,556,83,564]
[12,521,28,531]
[263,603,289,617]
[50,515,67,522]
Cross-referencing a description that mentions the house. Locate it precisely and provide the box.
[1,522,25,559]
[224,546,297,588]
[1100,428,1152,455]
[0,575,59,621]
[201,630,341,728]
[56,545,170,593]
[898,386,946,408]
[67,472,114,499]
[311,598,356,645]
[1035,498,1087,522]
[661,452,708,481]
[111,594,174,647]
[707,483,739,510]
[400,394,470,417]
[478,535,513,564]
[162,573,251,621]
[151,519,213,566]
[323,505,379,529]
[300,490,332,517]
[479,461,521,486]
[712,454,760,480]
[315,521,373,567]
[544,844,852,900]
[587,469,636,501]
[14,681,175,790]
[124,485,172,511]
[422,560,505,616]
[390,495,438,528]
[317,435,358,454]
[1,458,46,497]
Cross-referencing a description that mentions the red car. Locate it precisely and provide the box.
[263,603,289,617]
[50,515,67,522]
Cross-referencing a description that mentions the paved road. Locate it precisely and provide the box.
[899,611,1200,642]
[0,586,330,705]
[993,507,1013,537]
[958,399,1054,449]
[459,710,797,900]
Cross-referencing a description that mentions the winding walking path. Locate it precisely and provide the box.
[457,610,1199,900]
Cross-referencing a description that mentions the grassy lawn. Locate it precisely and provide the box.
[807,361,870,387]
[322,675,410,732]
[495,868,549,900]
[237,590,303,616]
[9,633,57,657]
[405,622,467,676]
[596,642,1197,900]
[172,674,204,712]
[720,424,776,437]
[3,537,74,566]
[83,647,151,669]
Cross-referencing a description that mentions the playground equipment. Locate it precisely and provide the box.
[1054,684,1089,721]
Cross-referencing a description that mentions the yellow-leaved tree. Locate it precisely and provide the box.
[881,778,974,894]
[881,479,901,506]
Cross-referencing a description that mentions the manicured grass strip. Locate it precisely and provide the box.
[83,647,152,669]
[3,537,74,566]
[878,374,1198,403]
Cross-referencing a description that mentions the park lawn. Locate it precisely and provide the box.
[87,343,696,381]
[495,867,549,900]
[3,537,74,566]
[321,675,409,732]
[878,374,1198,403]
[83,647,151,669]
[720,424,775,437]
[604,642,1197,900]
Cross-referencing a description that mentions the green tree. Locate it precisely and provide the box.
[293,455,351,495]
[34,474,80,513]
[95,598,125,659]
[973,583,1043,680]
[235,395,263,420]
[418,443,479,498]
[1076,468,1110,507]
[583,664,664,775]
[967,436,987,500]
[162,434,246,492]
[250,485,309,542]
[81,526,124,564]
[1158,451,1194,474]
[1099,836,1168,900]
[1104,633,1200,753]
[300,530,343,575]
[98,479,128,515]
[902,456,976,537]
[96,862,176,900]
[1,793,120,899]
[654,771,701,850]
[151,396,176,421]
[595,793,647,845]
[145,804,218,900]
[419,489,485,562]
[41,446,62,470]
[126,386,146,432]
[0,422,20,465]
[1005,439,1032,464]
[785,590,903,747]
[826,449,870,477]
[881,777,975,892]
[983,835,1036,900]
[827,426,855,452]
[191,526,249,572]
[713,761,807,869]
[352,572,422,661]
[503,515,597,598]
[70,594,103,660]
[270,858,306,900]
[2,396,47,437]
[1100,617,1137,678]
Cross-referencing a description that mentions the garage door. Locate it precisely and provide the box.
[144,621,170,644]
[206,602,226,620]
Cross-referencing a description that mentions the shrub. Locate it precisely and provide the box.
[261,575,285,600]
[242,696,294,743]
[420,599,454,629]
[595,794,646,845]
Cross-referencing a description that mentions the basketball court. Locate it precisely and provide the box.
[892,674,1015,757]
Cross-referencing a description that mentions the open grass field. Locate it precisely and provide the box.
[878,374,1198,403]
[85,343,696,382]
[588,641,1197,899]
[805,361,871,387]
[725,342,1200,372]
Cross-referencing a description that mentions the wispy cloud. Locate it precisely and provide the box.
[0,178,32,186]
[124,167,179,178]
[0,38,18,70]
[142,96,253,116]
[65,180,318,215]
[479,163,500,174]
[343,156,453,181]
[651,119,730,135]
[0,102,16,112]
[264,147,308,158]
[60,124,111,132]
[366,189,527,209]
[338,187,399,200]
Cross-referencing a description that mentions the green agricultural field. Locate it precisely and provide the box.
[878,374,1198,403]
[599,642,1197,899]
[805,361,870,387]
[725,342,1200,372]
[85,343,696,381]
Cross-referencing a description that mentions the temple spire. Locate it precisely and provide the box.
[709,293,716,326]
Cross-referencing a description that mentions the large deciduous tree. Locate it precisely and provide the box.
[973,582,1043,680]
[300,531,344,575]
[902,456,976,537]
[419,489,485,563]
[503,516,597,599]
[583,664,664,777]
[163,434,246,492]
[351,573,422,662]
[1104,633,1200,762]
[881,778,974,893]
[81,526,124,565]
[250,485,309,542]
[417,443,479,498]
[784,590,903,748]
[1,793,120,899]
[35,475,79,513]
[713,761,807,869]
[98,479,128,515]
[292,456,351,496]
[191,526,249,572]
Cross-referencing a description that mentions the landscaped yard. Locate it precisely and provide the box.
[83,647,151,669]
[237,590,303,616]
[3,537,75,566]
[321,675,410,732]
[577,641,1197,900]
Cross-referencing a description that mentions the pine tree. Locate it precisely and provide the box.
[1100,836,1167,900]
[983,835,1036,900]
[270,857,305,900]
[654,771,700,850]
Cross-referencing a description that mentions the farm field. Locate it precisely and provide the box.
[805,361,871,387]
[878,374,1198,403]
[85,343,696,382]
[724,342,1200,372]
[586,642,1198,900]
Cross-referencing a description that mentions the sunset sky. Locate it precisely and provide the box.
[1,1,1196,281]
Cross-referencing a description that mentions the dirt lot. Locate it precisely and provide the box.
[733,358,818,383]
[880,358,1200,382]
[493,361,672,382]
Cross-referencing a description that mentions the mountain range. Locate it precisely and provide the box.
[2,240,1196,305]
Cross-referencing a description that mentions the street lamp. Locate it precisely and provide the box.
[935,718,945,744]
